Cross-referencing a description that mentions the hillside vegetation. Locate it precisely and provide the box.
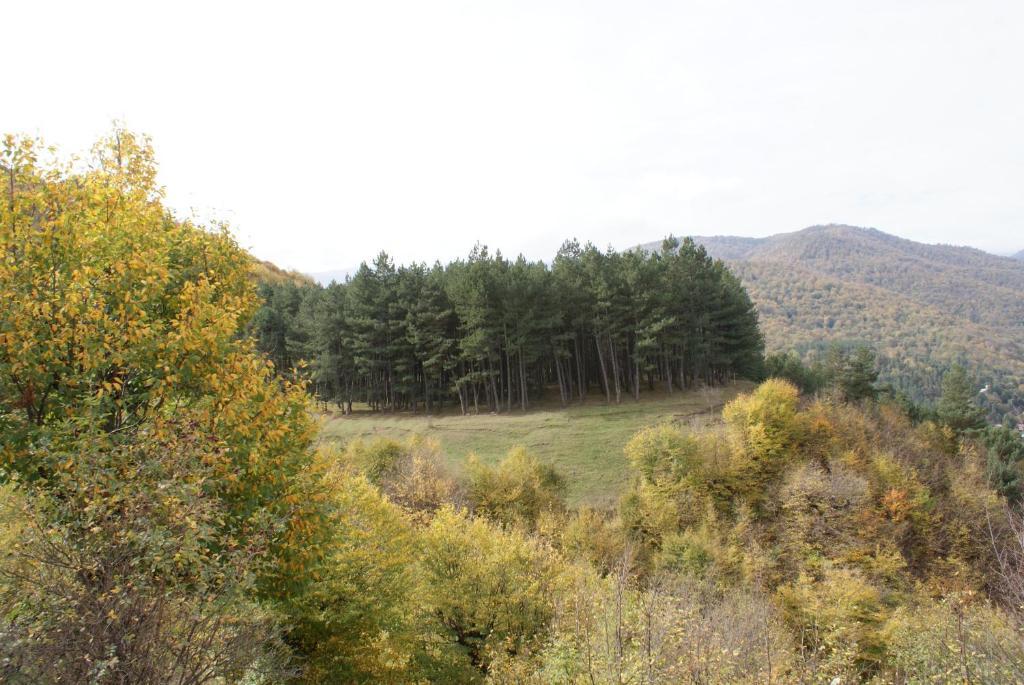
[252,259,317,287]
[648,225,1024,423]
[4,131,1024,684]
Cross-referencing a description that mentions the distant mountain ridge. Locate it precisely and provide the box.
[1014,249,1024,261]
[643,225,1024,421]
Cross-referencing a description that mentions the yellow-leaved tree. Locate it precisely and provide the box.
[0,130,322,682]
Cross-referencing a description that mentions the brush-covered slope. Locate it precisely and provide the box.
[250,258,316,287]
[648,225,1024,421]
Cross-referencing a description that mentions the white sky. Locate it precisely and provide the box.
[5,0,1023,273]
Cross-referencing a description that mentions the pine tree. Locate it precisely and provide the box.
[829,345,879,402]
[937,364,987,434]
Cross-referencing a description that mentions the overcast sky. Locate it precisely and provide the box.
[6,0,1023,272]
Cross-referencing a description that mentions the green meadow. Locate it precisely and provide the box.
[318,383,751,507]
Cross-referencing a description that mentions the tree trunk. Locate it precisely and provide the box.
[505,341,513,412]
[575,335,585,400]
[519,350,528,412]
[609,336,622,404]
[634,352,640,401]
[665,350,673,394]
[554,351,567,406]
[595,333,611,404]
[490,368,500,414]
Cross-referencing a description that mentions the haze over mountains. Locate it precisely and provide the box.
[643,225,1024,422]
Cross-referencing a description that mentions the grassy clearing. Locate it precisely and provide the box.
[318,382,751,507]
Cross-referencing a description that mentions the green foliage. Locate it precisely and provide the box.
[982,425,1024,503]
[764,351,824,393]
[827,345,880,403]
[937,364,987,434]
[252,238,764,414]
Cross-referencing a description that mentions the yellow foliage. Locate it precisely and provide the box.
[883,596,1024,683]
[420,506,563,671]
[553,506,627,575]
[624,423,704,487]
[0,131,323,667]
[722,379,807,506]
[285,467,427,683]
[0,483,27,595]
[465,446,566,529]
[723,378,803,453]
[340,436,461,514]
[779,564,889,675]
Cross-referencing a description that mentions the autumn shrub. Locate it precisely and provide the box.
[883,596,1024,683]
[778,564,889,677]
[619,480,685,550]
[553,506,628,575]
[624,423,705,487]
[722,379,807,508]
[465,447,566,529]
[419,506,563,672]
[280,464,471,684]
[778,462,870,568]
[491,565,797,685]
[340,435,462,514]
[0,423,291,684]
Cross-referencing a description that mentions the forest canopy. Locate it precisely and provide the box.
[252,240,764,414]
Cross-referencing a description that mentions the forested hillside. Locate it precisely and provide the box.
[252,240,764,414]
[646,225,1024,424]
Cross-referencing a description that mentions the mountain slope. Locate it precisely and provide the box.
[1014,249,1024,261]
[251,258,316,287]
[648,225,1024,421]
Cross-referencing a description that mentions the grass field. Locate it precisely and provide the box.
[318,383,751,507]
